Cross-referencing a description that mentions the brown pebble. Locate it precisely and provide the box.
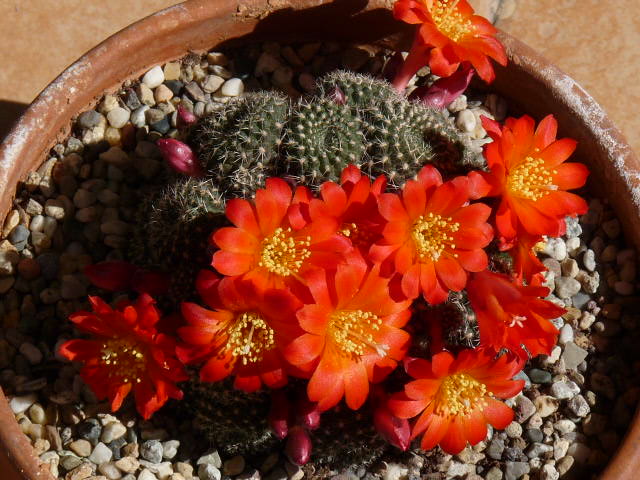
[121,442,139,458]
[65,463,93,480]
[46,425,63,451]
[17,258,41,280]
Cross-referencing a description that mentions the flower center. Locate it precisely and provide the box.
[258,227,311,277]
[227,312,275,365]
[434,373,487,417]
[507,155,558,201]
[340,222,377,250]
[411,213,460,261]
[100,338,146,384]
[329,309,388,358]
[429,0,474,43]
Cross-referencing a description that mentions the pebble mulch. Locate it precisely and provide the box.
[0,40,639,480]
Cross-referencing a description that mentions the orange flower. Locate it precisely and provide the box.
[478,115,589,244]
[466,269,565,358]
[371,165,493,304]
[392,0,506,89]
[388,349,524,454]
[309,165,387,256]
[179,271,303,392]
[284,256,411,411]
[212,178,352,290]
[58,295,187,419]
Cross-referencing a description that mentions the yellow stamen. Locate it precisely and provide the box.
[507,315,526,328]
[226,312,275,365]
[100,338,146,384]
[428,0,474,43]
[507,155,558,201]
[258,227,311,276]
[434,373,487,417]
[339,223,377,250]
[329,309,388,358]
[412,213,460,261]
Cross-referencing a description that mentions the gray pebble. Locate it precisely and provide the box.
[558,324,574,345]
[525,428,543,443]
[185,81,206,102]
[504,461,529,480]
[487,437,504,460]
[567,394,590,417]
[203,75,225,93]
[528,368,552,384]
[561,342,589,371]
[550,380,580,399]
[526,442,553,459]
[78,110,104,129]
[9,225,30,251]
[141,440,163,463]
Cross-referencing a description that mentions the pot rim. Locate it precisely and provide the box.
[1,1,639,479]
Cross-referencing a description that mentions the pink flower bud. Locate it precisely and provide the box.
[156,138,204,177]
[285,426,312,465]
[295,395,321,431]
[268,390,291,440]
[327,86,346,105]
[84,261,137,291]
[411,63,475,110]
[374,404,410,451]
[131,269,170,296]
[177,106,197,127]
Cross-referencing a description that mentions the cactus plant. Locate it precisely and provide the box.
[190,91,290,196]
[283,96,367,186]
[129,177,226,303]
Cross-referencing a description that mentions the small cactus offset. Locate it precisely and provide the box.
[129,177,226,303]
[282,96,367,187]
[316,71,479,187]
[180,379,278,457]
[309,403,388,469]
[190,91,290,197]
[441,292,481,349]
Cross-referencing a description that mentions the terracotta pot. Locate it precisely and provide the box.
[0,0,639,478]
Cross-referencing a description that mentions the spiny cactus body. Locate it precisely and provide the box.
[182,379,278,457]
[129,177,226,304]
[191,92,290,197]
[283,97,367,186]
[310,403,388,469]
[317,71,480,187]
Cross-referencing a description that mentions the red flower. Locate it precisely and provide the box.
[392,0,506,90]
[310,165,387,256]
[58,295,187,419]
[371,165,493,304]
[212,178,351,289]
[388,349,524,454]
[466,269,565,358]
[179,271,303,392]
[509,229,546,284]
[478,115,589,244]
[284,256,411,411]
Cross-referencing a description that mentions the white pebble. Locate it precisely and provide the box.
[138,469,157,480]
[456,109,476,133]
[9,393,38,414]
[221,78,244,97]
[89,442,113,464]
[101,421,127,443]
[107,107,131,129]
[142,66,165,89]
[558,324,574,345]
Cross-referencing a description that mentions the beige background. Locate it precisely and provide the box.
[1,0,639,154]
